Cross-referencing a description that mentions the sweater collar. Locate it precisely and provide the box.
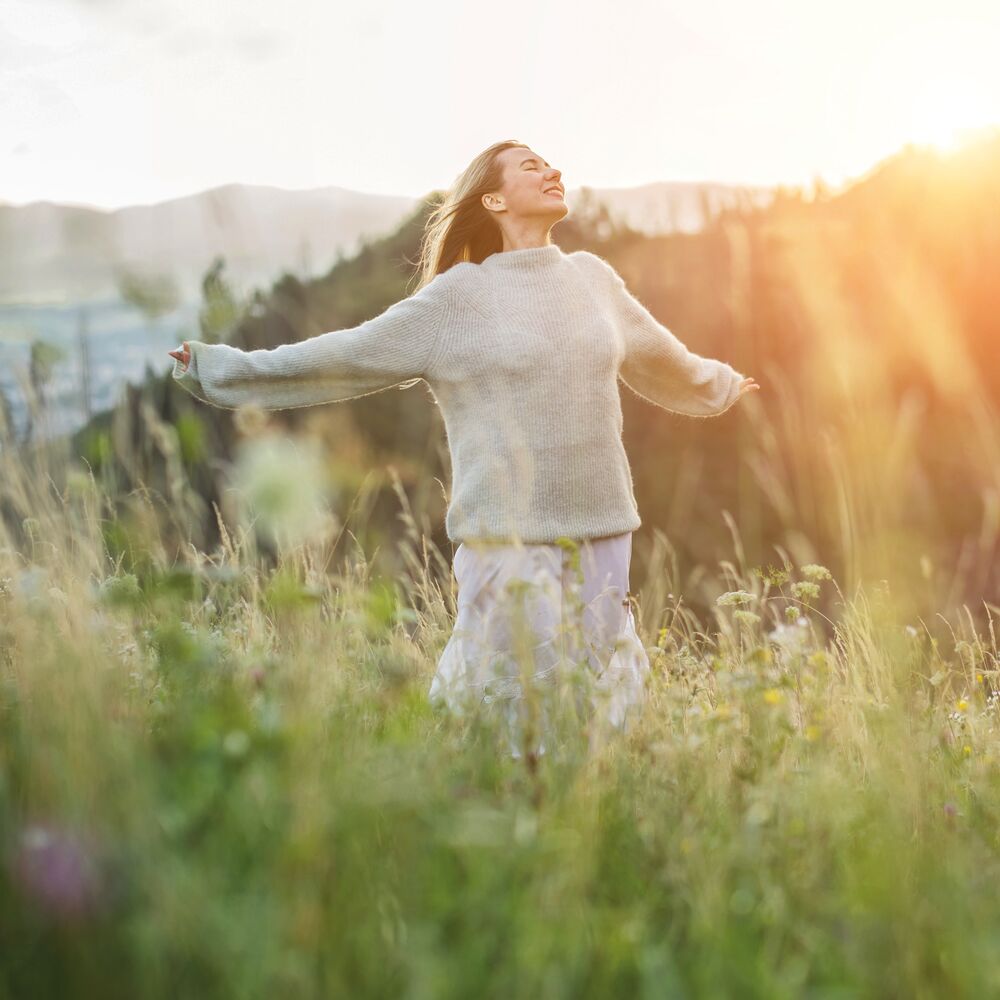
[481,244,564,270]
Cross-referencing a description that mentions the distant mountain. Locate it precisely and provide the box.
[0,179,774,306]
[0,184,420,306]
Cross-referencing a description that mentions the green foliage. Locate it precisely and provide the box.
[116,267,180,321]
[1,490,999,999]
[174,412,206,467]
[97,572,142,608]
[264,567,323,613]
[198,256,248,345]
[101,517,155,579]
[79,428,113,469]
[29,339,66,388]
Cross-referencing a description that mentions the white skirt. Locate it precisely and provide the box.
[428,532,650,752]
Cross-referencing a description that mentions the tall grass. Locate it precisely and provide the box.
[2,409,999,999]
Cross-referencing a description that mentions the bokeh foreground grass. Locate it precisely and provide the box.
[1,441,999,1000]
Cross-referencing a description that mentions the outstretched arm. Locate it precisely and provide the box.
[587,253,756,417]
[169,271,456,410]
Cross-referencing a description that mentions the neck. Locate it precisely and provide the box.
[483,244,563,270]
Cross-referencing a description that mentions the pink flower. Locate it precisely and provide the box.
[9,822,108,923]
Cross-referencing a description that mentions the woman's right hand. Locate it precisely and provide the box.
[169,342,191,371]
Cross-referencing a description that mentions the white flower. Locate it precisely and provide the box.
[767,619,812,659]
[716,589,755,607]
[230,435,336,549]
[799,564,832,581]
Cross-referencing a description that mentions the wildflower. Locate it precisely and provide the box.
[222,730,251,759]
[799,564,832,581]
[733,610,760,627]
[956,699,969,713]
[790,581,820,603]
[768,618,812,659]
[117,640,139,662]
[963,745,972,757]
[231,435,335,549]
[753,565,790,586]
[763,688,784,705]
[804,724,820,741]
[716,589,755,607]
[943,802,958,820]
[9,823,108,923]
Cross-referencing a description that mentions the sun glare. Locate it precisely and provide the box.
[863,14,1000,158]
[906,74,995,153]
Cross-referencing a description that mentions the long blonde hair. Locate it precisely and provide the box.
[410,139,531,292]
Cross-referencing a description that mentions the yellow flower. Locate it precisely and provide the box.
[977,673,984,684]
[805,724,820,741]
[963,745,972,757]
[957,699,969,712]
[715,703,733,720]
[763,688,784,705]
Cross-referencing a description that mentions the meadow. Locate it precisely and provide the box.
[1,426,998,999]
[3,138,1000,997]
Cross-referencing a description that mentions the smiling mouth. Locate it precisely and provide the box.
[544,189,564,198]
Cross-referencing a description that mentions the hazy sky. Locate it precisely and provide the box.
[2,0,998,210]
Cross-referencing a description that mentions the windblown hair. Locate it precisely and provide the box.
[411,139,530,292]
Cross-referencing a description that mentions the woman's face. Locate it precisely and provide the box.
[486,147,567,225]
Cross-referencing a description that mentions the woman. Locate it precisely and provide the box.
[169,139,759,755]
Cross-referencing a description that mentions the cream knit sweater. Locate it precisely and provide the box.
[172,244,745,544]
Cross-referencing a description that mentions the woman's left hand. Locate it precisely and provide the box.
[737,376,759,398]
[168,342,191,371]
